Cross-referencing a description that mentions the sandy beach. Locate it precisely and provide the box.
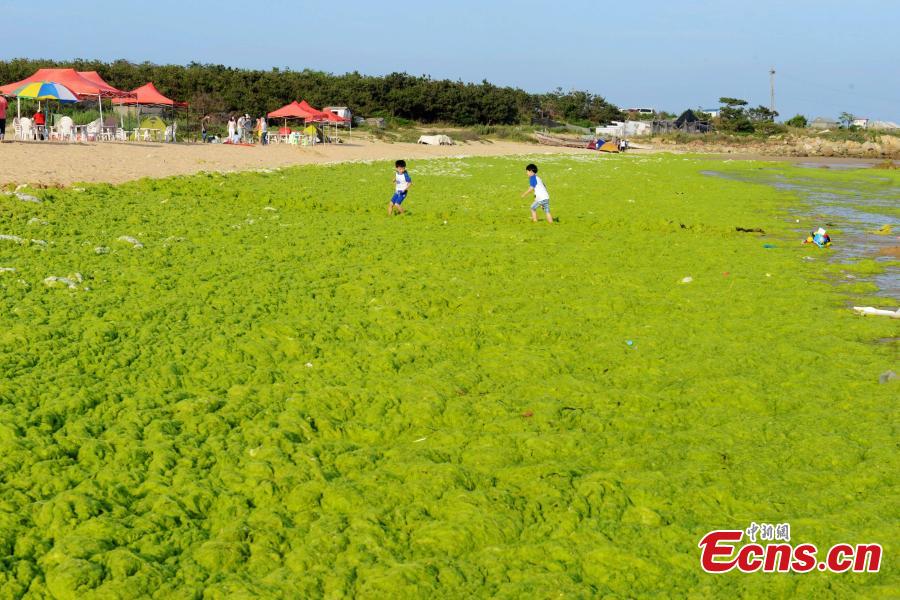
[0,139,592,187]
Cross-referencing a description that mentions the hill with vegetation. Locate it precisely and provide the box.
[0,59,623,127]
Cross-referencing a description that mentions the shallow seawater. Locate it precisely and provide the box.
[796,162,874,170]
[701,168,900,298]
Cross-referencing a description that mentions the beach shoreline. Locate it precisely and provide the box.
[2,138,891,188]
[0,139,591,187]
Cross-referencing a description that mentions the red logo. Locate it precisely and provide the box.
[699,524,882,574]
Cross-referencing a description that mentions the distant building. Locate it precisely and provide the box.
[810,117,839,130]
[596,120,652,137]
[701,108,720,118]
[625,108,655,115]
[324,106,352,120]
[649,110,711,135]
[851,118,869,128]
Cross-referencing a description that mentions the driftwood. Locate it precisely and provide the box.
[533,132,587,148]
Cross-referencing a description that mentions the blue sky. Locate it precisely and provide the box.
[3,0,898,121]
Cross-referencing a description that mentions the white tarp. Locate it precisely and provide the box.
[417,135,453,145]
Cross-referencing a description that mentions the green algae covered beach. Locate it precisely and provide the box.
[0,154,896,597]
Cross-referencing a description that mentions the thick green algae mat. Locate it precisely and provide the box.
[0,154,896,598]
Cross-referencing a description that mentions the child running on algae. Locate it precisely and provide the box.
[388,159,412,216]
[521,163,553,223]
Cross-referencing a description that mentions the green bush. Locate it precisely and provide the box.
[785,114,808,128]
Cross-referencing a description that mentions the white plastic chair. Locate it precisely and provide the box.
[85,119,101,141]
[164,122,177,143]
[51,116,75,142]
[19,117,34,141]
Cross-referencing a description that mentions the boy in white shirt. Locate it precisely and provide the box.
[521,163,553,223]
[388,159,413,216]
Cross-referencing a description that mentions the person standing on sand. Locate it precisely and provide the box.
[521,163,553,223]
[388,159,412,216]
[258,116,268,145]
[227,115,236,143]
[201,115,210,143]
[0,95,7,141]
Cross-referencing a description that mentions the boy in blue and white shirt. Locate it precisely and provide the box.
[388,159,412,215]
[521,163,553,223]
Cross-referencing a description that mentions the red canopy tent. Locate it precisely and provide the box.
[268,101,320,139]
[111,83,188,142]
[267,101,349,143]
[111,82,188,107]
[1,68,132,127]
[0,68,130,98]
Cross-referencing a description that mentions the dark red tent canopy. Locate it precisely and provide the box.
[296,100,330,122]
[323,111,350,123]
[268,101,319,120]
[0,68,132,98]
[78,71,129,96]
[112,82,187,107]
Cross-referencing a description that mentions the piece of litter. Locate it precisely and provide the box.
[43,276,79,289]
[95,246,110,254]
[305,362,313,368]
[626,340,634,346]
[852,306,900,319]
[0,267,16,273]
[16,193,40,203]
[763,243,776,249]
[879,370,897,384]
[413,437,427,443]
[117,236,144,249]
[0,234,24,244]
[680,276,693,284]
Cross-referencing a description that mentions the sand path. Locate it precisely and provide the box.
[0,139,591,186]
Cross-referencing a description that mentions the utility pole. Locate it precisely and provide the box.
[769,67,776,114]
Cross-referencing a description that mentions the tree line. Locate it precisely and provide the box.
[0,58,623,127]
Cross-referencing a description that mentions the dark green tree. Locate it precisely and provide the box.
[717,97,754,133]
[747,105,778,122]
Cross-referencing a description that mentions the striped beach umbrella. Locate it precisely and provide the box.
[12,81,79,103]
